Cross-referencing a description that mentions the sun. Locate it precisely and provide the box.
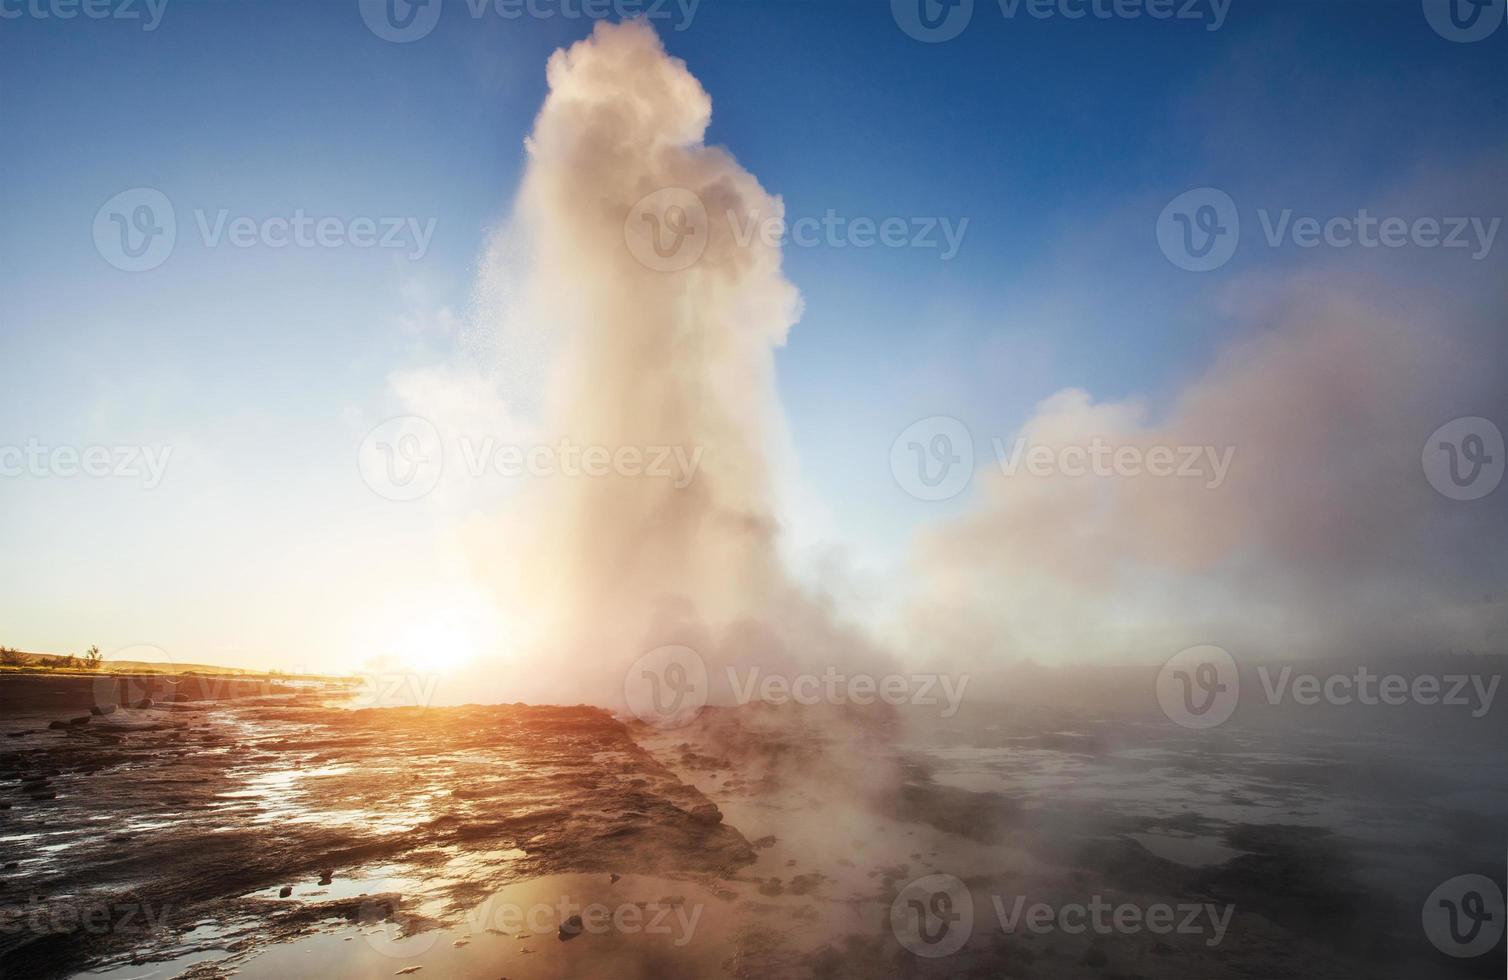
[349,585,500,676]
[391,614,478,674]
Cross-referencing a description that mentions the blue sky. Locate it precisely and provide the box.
[1,0,1504,670]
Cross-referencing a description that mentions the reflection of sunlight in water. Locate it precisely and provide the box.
[169,872,745,980]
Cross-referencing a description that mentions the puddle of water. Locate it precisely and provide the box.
[1128,832,1247,868]
[129,873,745,980]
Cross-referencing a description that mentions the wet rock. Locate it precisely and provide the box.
[558,914,583,940]
[688,802,722,825]
[789,873,825,896]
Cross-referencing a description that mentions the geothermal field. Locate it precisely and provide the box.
[4,4,1506,979]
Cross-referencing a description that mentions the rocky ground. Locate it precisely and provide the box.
[0,684,752,978]
[1,678,1503,978]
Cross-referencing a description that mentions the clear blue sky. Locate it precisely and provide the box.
[1,0,1503,669]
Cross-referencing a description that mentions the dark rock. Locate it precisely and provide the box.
[609,873,620,883]
[688,803,722,825]
[558,914,583,940]
[68,717,90,727]
[48,721,69,730]
[91,704,118,716]
[133,698,155,709]
[279,885,293,897]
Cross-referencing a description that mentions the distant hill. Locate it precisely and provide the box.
[0,649,349,681]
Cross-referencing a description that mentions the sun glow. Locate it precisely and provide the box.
[348,584,501,676]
